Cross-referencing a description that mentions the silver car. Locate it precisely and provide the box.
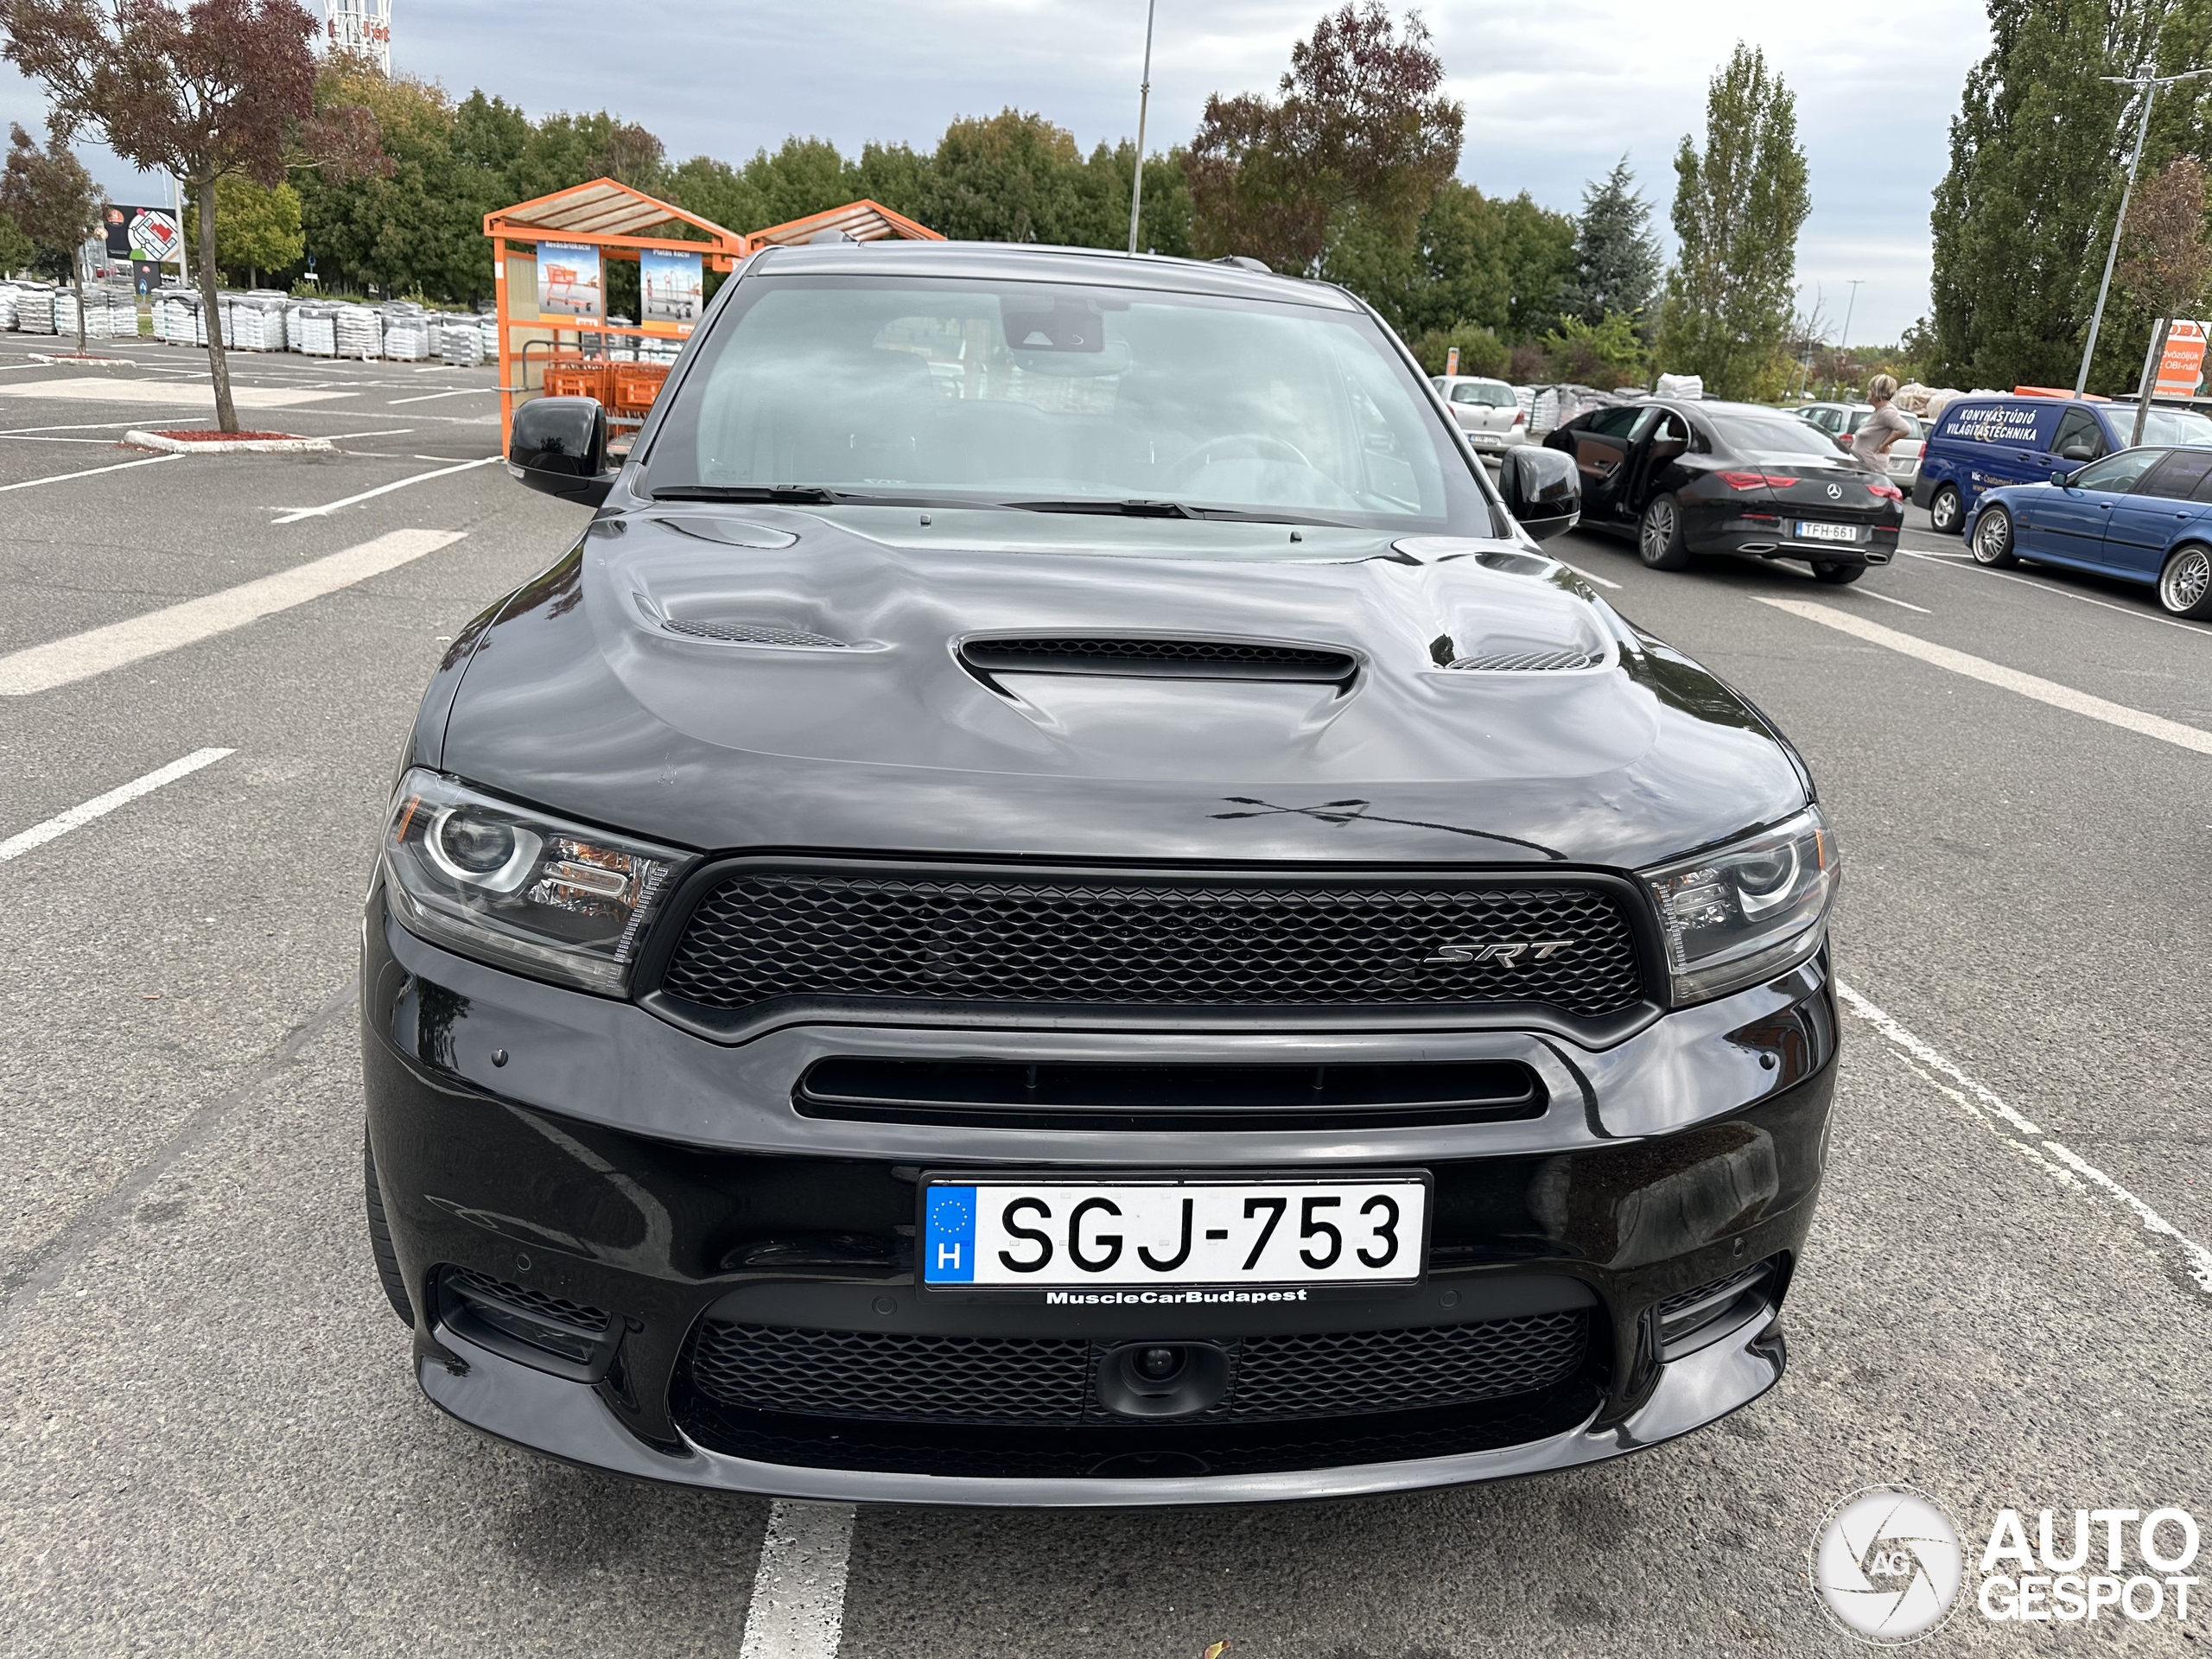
[1433,374,1531,454]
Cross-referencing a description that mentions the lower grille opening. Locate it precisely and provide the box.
[437,1264,621,1382]
[685,1310,1588,1427]
[794,1057,1545,1131]
[1656,1258,1776,1357]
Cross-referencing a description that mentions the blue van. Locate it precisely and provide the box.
[1914,396,2212,532]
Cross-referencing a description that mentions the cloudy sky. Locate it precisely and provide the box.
[3,0,1993,345]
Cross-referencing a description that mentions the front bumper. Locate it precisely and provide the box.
[363,889,1836,1504]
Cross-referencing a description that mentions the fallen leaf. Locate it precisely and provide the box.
[1203,1643,1230,1659]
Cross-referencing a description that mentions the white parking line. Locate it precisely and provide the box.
[0,748,234,863]
[1852,588,1932,614]
[1755,598,2212,755]
[0,528,466,696]
[738,1501,855,1659]
[386,388,492,405]
[272,454,501,524]
[1900,548,2212,638]
[0,452,180,493]
[1556,559,1622,590]
[1839,982,2212,1296]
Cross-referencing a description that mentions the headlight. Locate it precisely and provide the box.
[380,769,696,994]
[1640,806,1838,1004]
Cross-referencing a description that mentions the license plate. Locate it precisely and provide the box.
[1796,520,1860,543]
[921,1173,1429,1294]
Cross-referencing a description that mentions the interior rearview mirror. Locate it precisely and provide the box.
[1499,445,1580,542]
[509,396,619,507]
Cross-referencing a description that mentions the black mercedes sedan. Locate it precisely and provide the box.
[1548,397,1904,582]
[361,241,1841,1505]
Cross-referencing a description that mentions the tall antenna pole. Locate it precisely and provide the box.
[1835,278,1863,398]
[2076,66,2212,397]
[1126,0,1158,256]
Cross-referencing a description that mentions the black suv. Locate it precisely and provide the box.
[362,241,1840,1504]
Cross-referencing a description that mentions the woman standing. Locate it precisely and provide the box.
[1850,374,1912,474]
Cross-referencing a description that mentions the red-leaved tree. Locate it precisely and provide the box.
[0,0,381,429]
[0,121,101,352]
[1186,3,1463,277]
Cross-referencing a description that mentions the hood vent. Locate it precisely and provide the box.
[662,618,848,648]
[961,635,1357,683]
[1446,649,1604,672]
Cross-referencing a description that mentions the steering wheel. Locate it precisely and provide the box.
[1160,432,1319,486]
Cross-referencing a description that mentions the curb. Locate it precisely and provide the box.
[29,352,135,366]
[123,429,336,454]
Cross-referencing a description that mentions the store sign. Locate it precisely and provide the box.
[2153,320,2209,397]
[105,206,181,264]
[537,241,604,319]
[640,248,703,335]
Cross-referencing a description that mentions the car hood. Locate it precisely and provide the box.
[435,506,1808,868]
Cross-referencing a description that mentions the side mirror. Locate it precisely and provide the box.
[2057,442,2097,462]
[2050,469,2072,486]
[1499,444,1580,541]
[509,396,618,506]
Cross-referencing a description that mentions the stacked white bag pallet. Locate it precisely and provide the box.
[16,283,55,334]
[334,303,380,359]
[0,284,20,329]
[435,314,483,366]
[292,303,337,356]
[381,304,430,360]
[479,315,500,362]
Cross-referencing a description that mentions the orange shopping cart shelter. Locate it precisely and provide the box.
[485,180,943,448]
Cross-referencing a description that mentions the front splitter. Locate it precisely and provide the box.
[416,1303,1785,1508]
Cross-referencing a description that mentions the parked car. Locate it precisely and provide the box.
[1962,444,2212,617]
[1548,397,1904,581]
[1783,401,1925,486]
[1431,373,1531,454]
[366,241,1841,1507]
[1912,393,2212,534]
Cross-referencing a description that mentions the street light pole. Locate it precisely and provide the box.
[1834,278,1863,398]
[1126,0,1158,256]
[2075,65,2212,397]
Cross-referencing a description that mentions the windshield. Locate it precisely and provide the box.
[2116,407,2212,447]
[641,272,1491,530]
[1705,410,1846,459]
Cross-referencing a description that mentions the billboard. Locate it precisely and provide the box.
[537,241,603,319]
[2153,320,2209,398]
[640,248,702,334]
[105,206,181,264]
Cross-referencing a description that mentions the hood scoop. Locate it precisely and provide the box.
[961,635,1357,684]
[1446,648,1605,672]
[632,592,850,651]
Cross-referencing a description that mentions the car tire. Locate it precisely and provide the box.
[1929,484,1965,535]
[1971,505,2018,567]
[1638,494,1692,570]
[365,1124,416,1326]
[2158,543,2212,619]
[1811,561,1866,585]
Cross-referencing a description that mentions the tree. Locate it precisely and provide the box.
[2115,153,2211,325]
[183,175,303,286]
[1561,156,1659,326]
[1929,0,2212,391]
[0,207,32,275]
[1655,44,1809,399]
[1541,311,1649,389]
[0,0,381,429]
[0,122,99,351]
[1185,3,1462,276]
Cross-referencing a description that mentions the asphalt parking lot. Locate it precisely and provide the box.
[2,340,2207,1656]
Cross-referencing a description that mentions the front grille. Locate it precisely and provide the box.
[658,872,1645,1020]
[684,1310,1588,1427]
[960,636,1357,682]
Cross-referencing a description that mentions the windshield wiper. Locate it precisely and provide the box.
[1003,498,1198,518]
[649,484,849,504]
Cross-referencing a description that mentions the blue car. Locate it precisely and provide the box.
[1963,445,2212,618]
[1913,394,2212,535]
